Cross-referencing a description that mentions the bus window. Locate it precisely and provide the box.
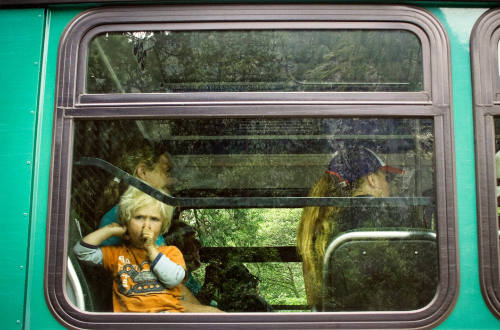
[69,117,436,312]
[46,4,457,328]
[86,30,423,94]
[472,8,500,318]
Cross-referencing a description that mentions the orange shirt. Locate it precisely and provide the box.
[101,245,186,313]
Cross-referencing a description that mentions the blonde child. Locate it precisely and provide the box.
[74,187,186,313]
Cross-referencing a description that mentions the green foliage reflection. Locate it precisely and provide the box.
[181,208,307,308]
[87,30,422,93]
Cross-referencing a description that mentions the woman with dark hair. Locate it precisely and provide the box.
[98,140,174,246]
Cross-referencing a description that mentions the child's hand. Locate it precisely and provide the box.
[105,223,127,237]
[142,227,156,249]
[142,227,160,261]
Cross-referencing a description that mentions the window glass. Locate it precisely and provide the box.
[70,117,436,313]
[181,208,306,311]
[86,30,423,93]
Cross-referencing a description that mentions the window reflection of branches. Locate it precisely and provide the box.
[86,30,422,93]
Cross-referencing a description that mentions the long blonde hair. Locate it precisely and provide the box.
[297,172,363,307]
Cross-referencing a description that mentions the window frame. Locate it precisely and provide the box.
[77,21,431,102]
[46,4,458,328]
[471,7,500,319]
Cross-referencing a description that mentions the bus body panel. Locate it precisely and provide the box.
[22,7,83,330]
[0,2,499,329]
[429,7,500,328]
[0,8,46,329]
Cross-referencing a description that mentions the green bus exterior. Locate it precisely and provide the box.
[0,1,498,329]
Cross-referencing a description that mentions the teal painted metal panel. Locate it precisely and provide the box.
[0,8,46,329]
[430,7,500,329]
[13,3,500,329]
[22,7,86,329]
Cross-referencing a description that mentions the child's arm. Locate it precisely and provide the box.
[73,223,126,265]
[150,254,186,289]
[82,223,127,246]
[147,239,186,289]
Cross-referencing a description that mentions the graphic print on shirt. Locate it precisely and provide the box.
[117,256,166,296]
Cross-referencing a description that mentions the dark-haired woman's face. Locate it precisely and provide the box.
[143,153,174,193]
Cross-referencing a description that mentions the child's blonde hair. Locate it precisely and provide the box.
[118,186,174,234]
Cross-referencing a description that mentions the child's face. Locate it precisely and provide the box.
[127,203,163,248]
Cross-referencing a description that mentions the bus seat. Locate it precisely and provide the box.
[66,255,85,310]
[67,211,113,312]
[66,253,96,311]
[321,229,438,311]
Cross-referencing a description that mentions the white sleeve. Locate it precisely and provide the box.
[151,253,185,289]
[73,241,103,266]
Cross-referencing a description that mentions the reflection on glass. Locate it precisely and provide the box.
[86,30,423,93]
[321,230,437,311]
[69,117,436,313]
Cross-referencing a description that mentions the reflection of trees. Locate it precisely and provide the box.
[323,236,437,311]
[71,120,145,232]
[69,115,434,308]
[181,208,306,306]
[87,30,422,93]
